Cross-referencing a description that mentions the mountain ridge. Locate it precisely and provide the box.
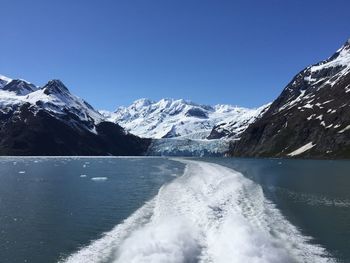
[230,38,350,158]
[2,38,350,158]
[101,98,269,141]
[0,76,150,155]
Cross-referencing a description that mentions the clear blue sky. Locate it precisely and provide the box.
[1,0,349,110]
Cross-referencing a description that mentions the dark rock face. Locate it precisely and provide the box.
[162,126,179,138]
[207,124,228,139]
[0,79,150,156]
[230,40,350,159]
[0,106,150,156]
[2,79,37,95]
[185,107,208,118]
[208,119,251,139]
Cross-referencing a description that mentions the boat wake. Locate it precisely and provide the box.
[62,159,334,263]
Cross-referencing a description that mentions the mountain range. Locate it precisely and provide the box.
[101,98,270,140]
[100,99,269,156]
[0,76,150,155]
[1,38,349,158]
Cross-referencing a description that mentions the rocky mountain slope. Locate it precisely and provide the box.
[230,39,350,158]
[0,75,150,155]
[208,103,270,139]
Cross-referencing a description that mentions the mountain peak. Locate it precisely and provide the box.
[332,38,350,56]
[231,38,350,158]
[303,39,350,79]
[43,79,70,95]
[1,79,38,95]
[343,38,350,52]
[47,79,67,88]
[338,38,350,52]
[132,98,153,108]
[104,97,265,140]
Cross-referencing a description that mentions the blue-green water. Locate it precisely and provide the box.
[0,157,349,263]
[0,157,185,263]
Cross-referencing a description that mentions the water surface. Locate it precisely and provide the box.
[0,157,184,263]
[0,157,349,262]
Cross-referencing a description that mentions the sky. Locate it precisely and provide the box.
[1,0,350,111]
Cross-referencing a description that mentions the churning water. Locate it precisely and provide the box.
[0,157,349,263]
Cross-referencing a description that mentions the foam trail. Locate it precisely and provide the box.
[62,160,335,263]
[61,200,155,263]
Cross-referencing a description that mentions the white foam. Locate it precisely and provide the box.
[62,160,334,263]
[80,174,87,178]
[61,200,155,263]
[18,171,26,174]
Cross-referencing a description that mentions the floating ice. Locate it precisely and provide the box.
[91,177,108,181]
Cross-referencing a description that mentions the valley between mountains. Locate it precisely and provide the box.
[1,39,350,158]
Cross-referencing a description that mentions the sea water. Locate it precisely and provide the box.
[0,157,349,263]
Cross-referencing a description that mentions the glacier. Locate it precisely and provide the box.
[101,99,270,156]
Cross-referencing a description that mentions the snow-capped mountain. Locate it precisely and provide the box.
[231,38,350,158]
[208,103,270,139]
[0,78,102,132]
[0,75,38,95]
[5,38,349,158]
[101,98,270,156]
[101,98,268,140]
[0,75,149,155]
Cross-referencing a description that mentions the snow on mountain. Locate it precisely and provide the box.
[0,75,150,156]
[0,78,103,133]
[0,74,12,89]
[231,38,350,158]
[101,98,270,156]
[208,103,271,139]
[0,74,39,95]
[276,39,350,113]
[101,98,267,140]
